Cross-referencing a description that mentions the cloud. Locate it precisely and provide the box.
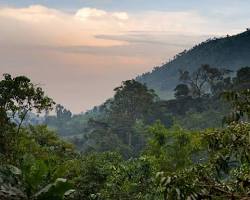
[75,8,107,20]
[0,5,216,47]
[112,12,129,20]
[0,4,247,112]
[0,5,129,47]
[95,33,211,46]
[1,5,241,50]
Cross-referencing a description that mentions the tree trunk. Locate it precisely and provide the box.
[128,132,132,146]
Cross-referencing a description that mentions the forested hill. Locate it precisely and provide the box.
[136,29,250,99]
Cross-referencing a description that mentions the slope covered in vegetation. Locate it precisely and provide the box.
[137,30,250,99]
[0,67,250,199]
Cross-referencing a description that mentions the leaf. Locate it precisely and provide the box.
[63,189,76,197]
[33,178,73,200]
[8,165,22,175]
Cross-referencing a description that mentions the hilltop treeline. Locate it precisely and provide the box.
[136,30,250,99]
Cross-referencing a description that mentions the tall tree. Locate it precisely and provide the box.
[0,74,55,156]
[55,104,72,121]
[179,65,231,97]
[109,80,157,146]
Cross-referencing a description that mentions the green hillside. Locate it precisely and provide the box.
[137,30,250,99]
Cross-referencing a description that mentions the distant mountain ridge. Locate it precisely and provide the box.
[136,30,250,99]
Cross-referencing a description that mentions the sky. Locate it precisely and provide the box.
[0,0,249,113]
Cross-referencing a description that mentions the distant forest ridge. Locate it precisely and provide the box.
[136,29,250,99]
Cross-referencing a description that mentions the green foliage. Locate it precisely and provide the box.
[0,163,73,200]
[145,121,203,172]
[2,70,250,200]
[61,80,170,158]
[222,89,250,122]
[33,178,73,200]
[16,127,76,199]
[176,110,226,130]
[0,165,27,200]
[0,73,55,161]
[111,79,157,121]
[101,157,162,200]
[21,155,49,197]
[0,73,54,126]
[205,122,250,167]
[73,152,122,199]
[158,122,250,199]
[109,79,157,147]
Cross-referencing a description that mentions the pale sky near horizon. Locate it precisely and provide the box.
[0,0,249,113]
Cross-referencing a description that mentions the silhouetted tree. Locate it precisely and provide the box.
[0,74,54,156]
[234,66,250,89]
[179,65,231,97]
[55,104,72,121]
[174,84,190,99]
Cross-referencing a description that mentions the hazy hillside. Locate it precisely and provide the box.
[136,30,250,99]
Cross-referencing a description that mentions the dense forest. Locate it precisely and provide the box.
[1,64,250,199]
[1,31,250,199]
